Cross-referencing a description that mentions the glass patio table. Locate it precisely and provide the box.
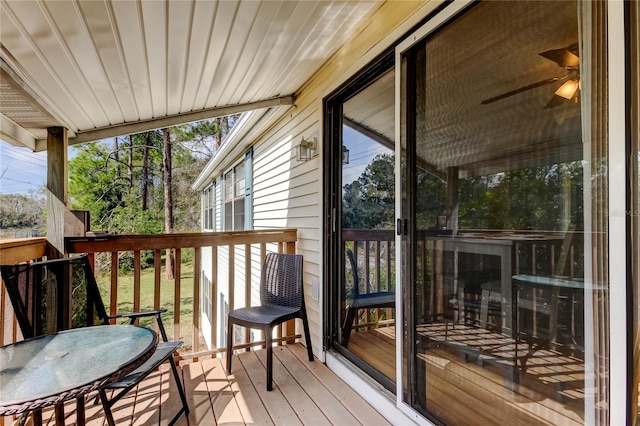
[0,325,157,421]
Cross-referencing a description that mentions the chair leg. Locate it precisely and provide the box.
[265,326,273,391]
[168,357,190,417]
[226,318,234,373]
[342,307,357,346]
[99,390,116,426]
[301,314,314,362]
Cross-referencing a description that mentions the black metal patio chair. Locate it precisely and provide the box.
[342,248,395,346]
[0,254,189,426]
[226,252,314,391]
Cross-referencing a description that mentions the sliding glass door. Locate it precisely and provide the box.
[324,57,397,390]
[397,1,610,424]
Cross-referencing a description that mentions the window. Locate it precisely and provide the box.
[201,272,212,322]
[202,184,215,231]
[223,162,245,231]
[223,149,253,231]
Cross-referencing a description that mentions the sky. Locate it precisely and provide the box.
[0,140,48,195]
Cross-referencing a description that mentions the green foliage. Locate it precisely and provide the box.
[68,123,228,275]
[95,257,195,348]
[458,162,583,231]
[343,153,583,233]
[69,142,128,227]
[342,154,396,230]
[69,127,211,238]
[0,192,46,230]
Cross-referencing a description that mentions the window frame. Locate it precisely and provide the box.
[222,148,253,231]
[202,182,216,231]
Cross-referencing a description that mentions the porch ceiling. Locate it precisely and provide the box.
[0,0,384,152]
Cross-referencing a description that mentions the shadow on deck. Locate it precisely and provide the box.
[30,344,389,426]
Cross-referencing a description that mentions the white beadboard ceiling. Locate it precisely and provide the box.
[0,0,384,151]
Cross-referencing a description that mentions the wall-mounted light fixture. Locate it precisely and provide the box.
[342,145,350,165]
[296,136,317,162]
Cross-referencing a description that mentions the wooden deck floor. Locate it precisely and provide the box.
[29,344,390,426]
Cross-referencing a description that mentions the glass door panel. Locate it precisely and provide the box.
[399,1,609,424]
[339,68,396,388]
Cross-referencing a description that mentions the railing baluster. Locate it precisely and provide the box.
[174,248,182,341]
[211,245,218,350]
[133,251,141,324]
[193,247,201,353]
[154,249,161,310]
[376,241,382,326]
[110,252,118,324]
[244,244,251,349]
[364,241,371,330]
[228,246,235,313]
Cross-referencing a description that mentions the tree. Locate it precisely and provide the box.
[174,115,238,157]
[68,118,235,272]
[162,128,175,279]
[0,192,46,230]
[342,154,396,230]
[458,161,583,231]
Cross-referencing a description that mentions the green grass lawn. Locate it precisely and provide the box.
[95,256,197,352]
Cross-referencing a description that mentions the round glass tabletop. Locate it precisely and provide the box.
[0,325,157,414]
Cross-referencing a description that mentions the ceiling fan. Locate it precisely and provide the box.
[481,43,580,108]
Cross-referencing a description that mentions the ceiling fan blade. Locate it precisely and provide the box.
[544,94,567,109]
[539,45,580,68]
[481,76,560,105]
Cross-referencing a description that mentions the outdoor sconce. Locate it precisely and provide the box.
[342,145,350,165]
[296,136,317,162]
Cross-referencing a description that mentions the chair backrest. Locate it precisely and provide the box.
[345,248,361,298]
[0,254,109,339]
[260,253,304,308]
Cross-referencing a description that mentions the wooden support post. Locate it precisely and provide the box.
[46,127,68,258]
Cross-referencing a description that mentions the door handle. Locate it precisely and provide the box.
[396,218,408,236]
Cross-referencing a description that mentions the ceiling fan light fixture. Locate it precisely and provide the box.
[555,79,580,100]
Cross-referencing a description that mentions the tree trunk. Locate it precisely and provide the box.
[162,128,175,280]
[113,137,120,181]
[214,117,223,149]
[141,132,150,211]
[128,135,134,191]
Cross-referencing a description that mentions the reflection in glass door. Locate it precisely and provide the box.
[326,65,397,390]
[398,1,610,424]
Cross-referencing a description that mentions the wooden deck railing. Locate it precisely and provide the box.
[341,229,584,336]
[0,230,298,359]
[0,238,48,346]
[342,229,396,333]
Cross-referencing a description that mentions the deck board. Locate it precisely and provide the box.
[273,347,360,425]
[287,345,391,426]
[238,351,302,425]
[24,344,385,426]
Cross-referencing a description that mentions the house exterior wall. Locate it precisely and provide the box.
[249,0,430,354]
[199,0,429,355]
